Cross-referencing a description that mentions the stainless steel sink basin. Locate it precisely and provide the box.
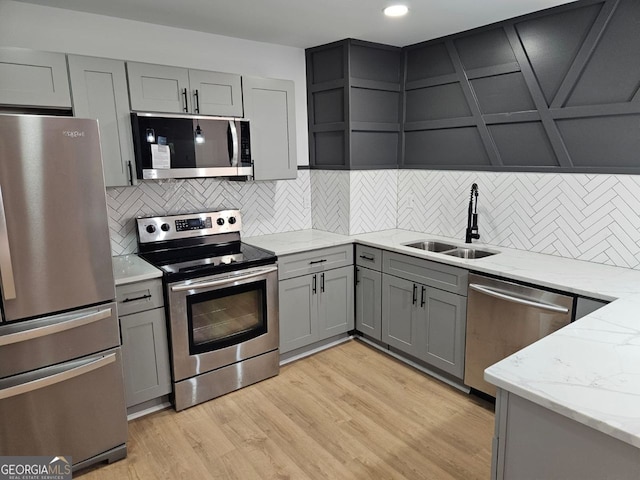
[443,248,497,259]
[404,241,457,252]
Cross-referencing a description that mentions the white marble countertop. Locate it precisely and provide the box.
[112,254,163,286]
[245,228,640,448]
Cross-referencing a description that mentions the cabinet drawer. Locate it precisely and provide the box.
[278,245,353,280]
[116,279,164,316]
[382,251,468,295]
[355,244,382,271]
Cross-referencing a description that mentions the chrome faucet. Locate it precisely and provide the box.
[465,183,480,243]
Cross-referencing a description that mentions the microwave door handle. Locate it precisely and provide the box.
[228,120,239,167]
[0,184,16,300]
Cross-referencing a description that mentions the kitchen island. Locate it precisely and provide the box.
[245,228,640,478]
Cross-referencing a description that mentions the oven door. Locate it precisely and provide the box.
[167,265,278,381]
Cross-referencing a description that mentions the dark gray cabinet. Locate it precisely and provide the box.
[242,76,297,180]
[127,62,242,116]
[306,39,402,169]
[116,279,171,410]
[67,55,135,187]
[279,246,354,354]
[306,0,640,174]
[0,47,71,108]
[380,251,467,379]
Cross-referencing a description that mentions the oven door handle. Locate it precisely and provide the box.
[170,265,277,292]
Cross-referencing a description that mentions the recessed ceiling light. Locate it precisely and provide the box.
[384,5,409,17]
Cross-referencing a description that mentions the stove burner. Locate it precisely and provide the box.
[136,210,276,283]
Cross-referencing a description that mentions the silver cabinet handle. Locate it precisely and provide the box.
[0,184,16,300]
[469,283,569,314]
[0,308,112,347]
[0,353,115,400]
[171,266,277,292]
[229,120,239,166]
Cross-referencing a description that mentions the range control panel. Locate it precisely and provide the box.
[137,210,242,244]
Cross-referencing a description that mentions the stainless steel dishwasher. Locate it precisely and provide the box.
[464,273,574,397]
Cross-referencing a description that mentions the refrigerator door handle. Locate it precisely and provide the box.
[0,308,113,347]
[0,353,116,400]
[0,184,16,300]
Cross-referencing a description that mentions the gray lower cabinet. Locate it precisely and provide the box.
[243,76,297,180]
[0,47,71,108]
[126,62,242,116]
[381,252,467,379]
[355,266,382,340]
[67,55,135,187]
[116,279,171,409]
[492,389,640,479]
[279,260,354,354]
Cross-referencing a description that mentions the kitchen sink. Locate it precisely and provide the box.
[403,241,458,252]
[443,248,497,259]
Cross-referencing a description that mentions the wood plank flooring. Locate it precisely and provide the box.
[79,340,495,479]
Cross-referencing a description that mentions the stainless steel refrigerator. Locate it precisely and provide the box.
[0,114,127,470]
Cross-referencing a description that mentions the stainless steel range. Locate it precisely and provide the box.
[137,210,279,411]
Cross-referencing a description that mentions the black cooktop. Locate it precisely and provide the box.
[139,241,277,283]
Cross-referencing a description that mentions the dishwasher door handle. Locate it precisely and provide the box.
[469,283,570,314]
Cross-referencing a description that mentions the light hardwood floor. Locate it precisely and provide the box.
[79,340,495,479]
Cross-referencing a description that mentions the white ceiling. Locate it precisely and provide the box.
[14,0,577,49]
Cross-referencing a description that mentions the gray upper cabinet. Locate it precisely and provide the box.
[127,62,242,116]
[188,69,242,116]
[126,62,190,113]
[0,48,71,108]
[243,76,297,180]
[67,55,135,187]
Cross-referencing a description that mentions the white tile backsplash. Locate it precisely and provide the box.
[110,168,640,270]
[107,171,311,255]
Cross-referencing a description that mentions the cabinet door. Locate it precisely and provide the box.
[318,266,354,338]
[120,308,172,407]
[381,274,421,357]
[279,274,318,353]
[243,76,297,180]
[68,55,135,187]
[355,266,382,340]
[0,48,71,108]
[127,62,190,113]
[419,287,467,379]
[188,69,243,117]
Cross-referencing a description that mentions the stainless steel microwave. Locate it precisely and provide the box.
[131,113,252,180]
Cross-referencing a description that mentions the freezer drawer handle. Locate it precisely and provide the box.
[0,308,113,347]
[0,184,17,300]
[0,353,116,400]
[171,266,277,292]
[469,283,569,314]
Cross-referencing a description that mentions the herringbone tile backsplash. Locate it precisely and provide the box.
[107,171,311,255]
[398,170,640,269]
[108,168,640,270]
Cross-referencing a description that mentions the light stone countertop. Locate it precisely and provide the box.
[112,254,163,286]
[244,228,640,448]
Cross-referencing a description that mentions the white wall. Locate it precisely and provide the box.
[0,0,309,166]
